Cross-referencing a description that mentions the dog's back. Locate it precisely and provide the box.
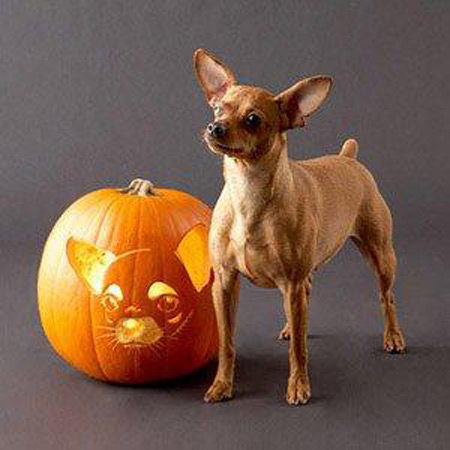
[292,139,392,267]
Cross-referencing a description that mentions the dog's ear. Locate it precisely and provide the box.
[275,76,332,130]
[193,48,236,106]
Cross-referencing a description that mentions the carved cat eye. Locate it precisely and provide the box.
[157,296,179,313]
[100,284,123,312]
[101,296,120,312]
[103,283,123,300]
[148,282,180,314]
[148,281,178,301]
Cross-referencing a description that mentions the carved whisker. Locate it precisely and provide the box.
[111,339,122,352]
[164,335,178,341]
[170,311,194,339]
[96,332,117,340]
[146,342,163,359]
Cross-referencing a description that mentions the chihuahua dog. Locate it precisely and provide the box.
[193,49,406,405]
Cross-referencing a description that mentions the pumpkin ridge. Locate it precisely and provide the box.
[44,191,117,378]
[157,195,193,376]
[97,195,133,379]
[130,198,144,380]
[162,194,211,371]
[146,195,169,376]
[157,195,185,373]
[87,194,124,380]
[161,194,193,249]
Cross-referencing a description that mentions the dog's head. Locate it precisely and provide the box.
[194,49,332,161]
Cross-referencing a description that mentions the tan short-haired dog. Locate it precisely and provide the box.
[194,49,406,405]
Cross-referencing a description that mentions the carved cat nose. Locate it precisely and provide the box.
[207,122,227,139]
[116,316,163,345]
[122,318,144,338]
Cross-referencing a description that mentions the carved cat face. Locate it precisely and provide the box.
[66,225,212,351]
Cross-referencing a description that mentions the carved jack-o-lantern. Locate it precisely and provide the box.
[37,179,218,383]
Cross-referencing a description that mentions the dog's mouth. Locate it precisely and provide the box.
[214,143,244,155]
[204,134,244,156]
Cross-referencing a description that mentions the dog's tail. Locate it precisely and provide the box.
[339,138,359,159]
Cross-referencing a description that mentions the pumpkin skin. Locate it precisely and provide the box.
[37,179,218,383]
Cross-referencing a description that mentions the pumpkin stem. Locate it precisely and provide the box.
[121,178,157,197]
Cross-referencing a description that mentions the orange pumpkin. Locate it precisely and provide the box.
[37,178,218,383]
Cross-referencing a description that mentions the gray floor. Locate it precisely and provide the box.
[2,238,449,450]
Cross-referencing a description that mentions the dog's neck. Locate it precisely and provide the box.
[223,133,295,223]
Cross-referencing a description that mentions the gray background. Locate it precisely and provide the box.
[1,1,449,449]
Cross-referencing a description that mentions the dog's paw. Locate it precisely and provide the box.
[384,329,406,354]
[286,376,311,406]
[204,380,233,403]
[278,323,290,340]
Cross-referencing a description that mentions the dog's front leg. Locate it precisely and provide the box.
[282,279,311,405]
[204,267,240,403]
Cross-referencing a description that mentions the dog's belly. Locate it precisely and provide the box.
[313,210,357,268]
[314,235,350,269]
[230,218,353,286]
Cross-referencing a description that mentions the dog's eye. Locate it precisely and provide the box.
[245,113,261,129]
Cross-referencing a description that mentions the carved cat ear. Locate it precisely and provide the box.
[66,237,117,295]
[176,224,212,292]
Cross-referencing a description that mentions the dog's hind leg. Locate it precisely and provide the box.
[352,228,406,353]
[278,273,313,341]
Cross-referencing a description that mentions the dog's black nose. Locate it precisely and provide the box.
[207,122,227,139]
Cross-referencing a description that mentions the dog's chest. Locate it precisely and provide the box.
[229,212,284,288]
[224,166,297,287]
